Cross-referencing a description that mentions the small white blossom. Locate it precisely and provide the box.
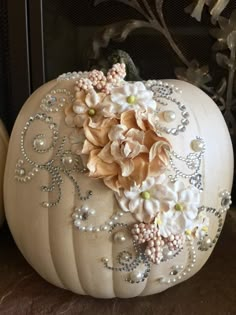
[108,82,157,114]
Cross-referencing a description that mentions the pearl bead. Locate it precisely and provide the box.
[162,247,174,260]
[17,168,26,176]
[33,137,46,149]
[62,156,73,165]
[204,236,212,246]
[163,110,176,122]
[122,254,130,261]
[113,231,126,243]
[72,213,79,219]
[129,270,144,282]
[191,139,204,152]
[101,225,109,231]
[74,219,81,227]
[89,209,96,216]
[201,236,212,249]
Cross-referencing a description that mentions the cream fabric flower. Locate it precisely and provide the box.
[107,82,157,114]
[65,89,107,128]
[155,181,201,237]
[116,175,167,223]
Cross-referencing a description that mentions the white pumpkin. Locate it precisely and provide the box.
[0,119,8,227]
[4,65,233,298]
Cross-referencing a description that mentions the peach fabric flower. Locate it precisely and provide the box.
[83,110,170,192]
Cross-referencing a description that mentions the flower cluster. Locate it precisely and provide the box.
[65,63,170,193]
[65,64,209,246]
[117,173,209,239]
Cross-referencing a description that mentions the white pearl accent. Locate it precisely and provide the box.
[163,110,176,122]
[202,236,212,247]
[113,231,126,243]
[74,219,81,227]
[129,270,144,282]
[89,209,96,216]
[101,225,109,231]
[33,137,46,149]
[191,139,204,152]
[162,247,174,260]
[72,213,79,220]
[17,168,26,176]
[62,156,73,165]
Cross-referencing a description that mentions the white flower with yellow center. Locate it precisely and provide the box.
[109,82,157,113]
[155,181,201,237]
[116,174,167,223]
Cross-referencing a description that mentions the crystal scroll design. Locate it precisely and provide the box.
[15,113,92,208]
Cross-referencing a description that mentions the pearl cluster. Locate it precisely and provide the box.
[131,223,184,265]
[145,237,165,264]
[164,234,185,252]
[106,63,126,85]
[75,78,93,92]
[40,89,73,113]
[74,63,126,95]
[131,224,165,265]
[131,223,159,244]
[88,69,107,90]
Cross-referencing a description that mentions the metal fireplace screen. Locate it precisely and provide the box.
[43,0,236,142]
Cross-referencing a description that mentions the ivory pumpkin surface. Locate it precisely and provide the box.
[4,66,233,298]
[0,120,8,227]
